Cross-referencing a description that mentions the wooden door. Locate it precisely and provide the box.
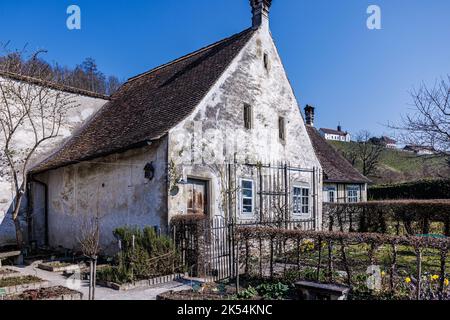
[187,179,208,215]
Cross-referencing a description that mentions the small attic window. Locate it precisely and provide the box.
[263,53,269,71]
[278,116,286,142]
[244,104,253,130]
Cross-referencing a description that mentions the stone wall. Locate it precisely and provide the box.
[31,139,168,253]
[0,78,107,246]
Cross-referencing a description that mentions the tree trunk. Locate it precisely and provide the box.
[92,257,97,300]
[12,193,25,249]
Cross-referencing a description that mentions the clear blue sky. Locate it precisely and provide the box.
[1,0,450,137]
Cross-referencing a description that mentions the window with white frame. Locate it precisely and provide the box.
[347,185,359,203]
[241,179,254,216]
[323,186,336,203]
[293,186,310,215]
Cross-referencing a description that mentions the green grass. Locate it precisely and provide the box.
[329,141,449,184]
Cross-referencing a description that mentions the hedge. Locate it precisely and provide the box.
[369,179,450,200]
[323,200,450,235]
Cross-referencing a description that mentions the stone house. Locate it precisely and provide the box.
[0,71,108,245]
[304,106,370,203]
[27,1,323,253]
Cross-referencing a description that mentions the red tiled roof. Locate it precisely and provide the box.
[31,28,255,174]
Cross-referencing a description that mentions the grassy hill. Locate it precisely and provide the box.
[329,141,450,185]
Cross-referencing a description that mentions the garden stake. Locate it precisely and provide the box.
[340,240,351,287]
[389,243,397,293]
[327,240,333,283]
[270,237,274,279]
[416,248,422,300]
[259,237,263,277]
[316,238,322,282]
[235,237,240,295]
[439,248,447,300]
[245,238,249,275]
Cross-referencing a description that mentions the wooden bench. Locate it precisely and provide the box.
[295,281,350,300]
[0,251,22,267]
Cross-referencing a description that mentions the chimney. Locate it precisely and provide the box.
[337,123,342,132]
[250,0,272,30]
[304,105,315,127]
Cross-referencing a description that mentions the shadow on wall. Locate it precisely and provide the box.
[0,197,27,247]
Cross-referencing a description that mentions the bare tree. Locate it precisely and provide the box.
[354,131,384,177]
[78,217,100,300]
[0,49,78,248]
[391,76,450,155]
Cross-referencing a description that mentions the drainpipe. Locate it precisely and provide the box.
[29,174,49,247]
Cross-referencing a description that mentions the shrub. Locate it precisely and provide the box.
[256,282,290,300]
[97,226,179,284]
[369,179,450,200]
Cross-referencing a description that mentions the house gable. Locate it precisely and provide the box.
[167,26,322,220]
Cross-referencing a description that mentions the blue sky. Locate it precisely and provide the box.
[1,0,450,136]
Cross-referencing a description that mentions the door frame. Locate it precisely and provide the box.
[186,177,210,217]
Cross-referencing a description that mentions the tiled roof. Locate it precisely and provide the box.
[381,136,396,144]
[306,126,371,184]
[31,28,255,174]
[0,71,110,100]
[320,128,348,136]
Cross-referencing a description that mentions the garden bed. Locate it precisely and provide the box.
[158,278,298,301]
[38,261,81,273]
[0,268,19,280]
[157,290,233,301]
[4,286,83,300]
[0,276,49,295]
[97,273,184,291]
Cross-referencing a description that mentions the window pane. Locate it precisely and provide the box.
[243,206,252,213]
[243,189,253,197]
[243,198,253,206]
[242,180,253,189]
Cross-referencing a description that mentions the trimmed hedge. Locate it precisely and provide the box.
[369,179,450,200]
[323,200,450,235]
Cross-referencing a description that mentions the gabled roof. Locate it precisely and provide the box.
[306,126,371,184]
[381,136,396,144]
[31,28,255,174]
[319,128,349,137]
[0,70,110,100]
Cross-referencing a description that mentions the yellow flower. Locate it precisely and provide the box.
[431,275,439,281]
[445,279,449,287]
[405,277,412,284]
[381,271,386,277]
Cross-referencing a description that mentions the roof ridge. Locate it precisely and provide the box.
[126,28,253,83]
[0,70,110,100]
